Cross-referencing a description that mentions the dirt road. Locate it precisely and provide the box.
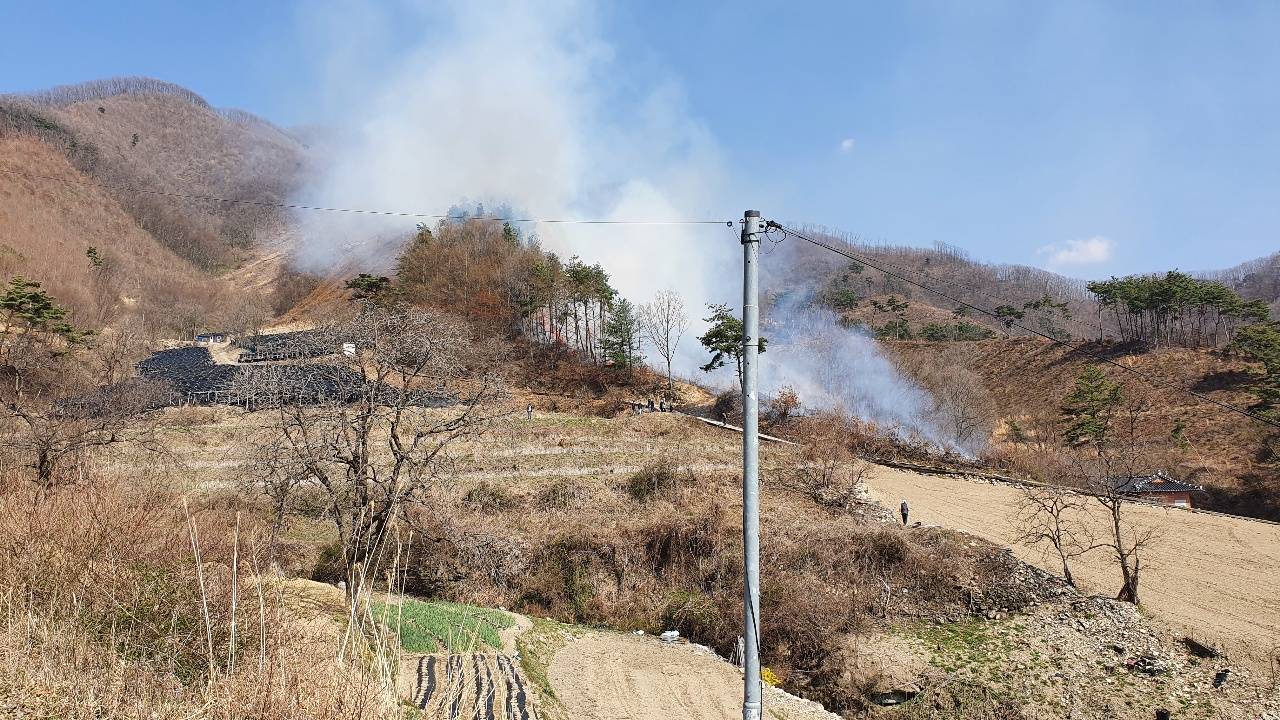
[549,632,839,720]
[863,465,1280,663]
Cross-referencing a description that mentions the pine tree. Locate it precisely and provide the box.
[601,298,642,375]
[0,276,84,345]
[1060,365,1123,450]
[698,303,766,385]
[344,273,397,302]
[1231,322,1280,415]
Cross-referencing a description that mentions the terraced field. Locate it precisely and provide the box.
[405,653,537,720]
[381,600,537,719]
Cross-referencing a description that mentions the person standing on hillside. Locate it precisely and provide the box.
[526,403,533,420]
[900,500,910,525]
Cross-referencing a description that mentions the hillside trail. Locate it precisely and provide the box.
[862,465,1280,667]
[549,630,841,720]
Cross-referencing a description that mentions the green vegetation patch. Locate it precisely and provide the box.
[373,599,514,654]
[919,622,995,668]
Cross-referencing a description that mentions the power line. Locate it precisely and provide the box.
[785,225,1112,338]
[7,161,1271,427]
[767,221,1280,431]
[0,167,734,226]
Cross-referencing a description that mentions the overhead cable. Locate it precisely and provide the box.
[0,167,733,226]
[766,221,1280,431]
[789,227,1112,338]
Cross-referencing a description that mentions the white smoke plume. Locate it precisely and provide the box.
[761,290,959,452]
[293,0,963,448]
[292,0,734,339]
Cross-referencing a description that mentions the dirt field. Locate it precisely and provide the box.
[549,631,840,720]
[862,466,1280,665]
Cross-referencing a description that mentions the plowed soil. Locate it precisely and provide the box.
[862,465,1280,665]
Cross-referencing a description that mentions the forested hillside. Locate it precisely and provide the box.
[762,229,1280,520]
[0,78,312,338]
[786,226,1278,349]
[3,77,307,272]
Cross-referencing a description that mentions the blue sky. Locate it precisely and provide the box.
[3,1,1279,279]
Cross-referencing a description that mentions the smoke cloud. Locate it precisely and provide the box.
[292,0,733,329]
[293,0,966,450]
[760,291,954,450]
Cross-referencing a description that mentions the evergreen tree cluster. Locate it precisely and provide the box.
[1087,271,1270,348]
[394,218,645,372]
[1230,322,1280,415]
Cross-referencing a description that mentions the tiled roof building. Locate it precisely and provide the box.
[1110,471,1204,508]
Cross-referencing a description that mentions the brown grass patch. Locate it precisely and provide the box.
[0,476,403,718]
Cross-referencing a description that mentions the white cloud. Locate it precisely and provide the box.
[1036,236,1113,268]
[839,138,855,152]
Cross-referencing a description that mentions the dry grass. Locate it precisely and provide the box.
[0,473,407,719]
[239,407,1028,713]
[125,399,1016,713]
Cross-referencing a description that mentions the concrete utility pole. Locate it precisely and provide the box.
[740,210,763,720]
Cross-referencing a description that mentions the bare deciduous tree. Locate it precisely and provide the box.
[1076,454,1163,605]
[240,303,509,592]
[1013,484,1094,587]
[789,411,872,511]
[0,370,165,492]
[220,299,271,340]
[638,290,689,391]
[768,385,802,427]
[1054,382,1163,605]
[897,345,996,448]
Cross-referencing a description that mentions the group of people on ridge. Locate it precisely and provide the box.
[632,398,673,415]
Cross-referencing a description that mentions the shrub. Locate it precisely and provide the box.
[712,389,741,419]
[922,322,953,341]
[660,588,721,639]
[877,318,914,340]
[538,477,592,509]
[464,481,513,513]
[626,458,680,502]
[311,541,345,584]
[955,321,996,340]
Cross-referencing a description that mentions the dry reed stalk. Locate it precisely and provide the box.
[250,534,267,676]
[183,496,216,683]
[228,510,239,676]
